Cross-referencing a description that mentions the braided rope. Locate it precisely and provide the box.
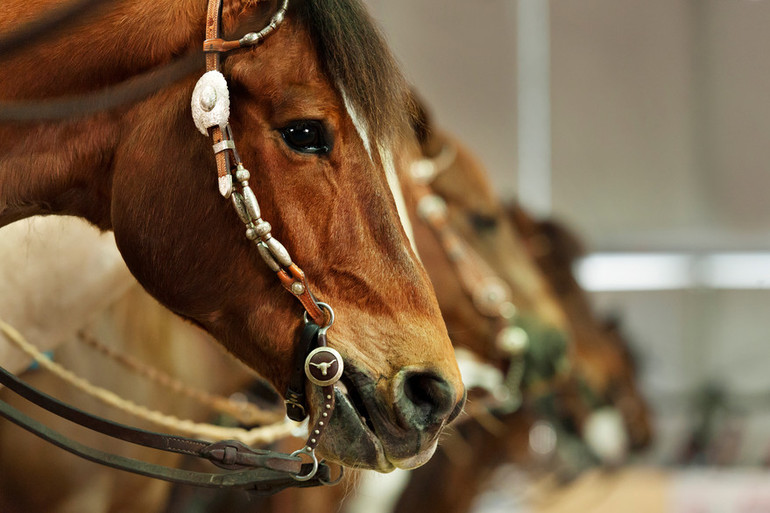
[76,330,284,426]
[0,319,306,445]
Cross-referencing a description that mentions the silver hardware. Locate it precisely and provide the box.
[472,277,513,317]
[499,301,517,320]
[263,237,292,268]
[212,139,235,154]
[257,242,281,272]
[290,446,319,481]
[241,186,261,221]
[199,85,218,112]
[254,220,272,238]
[291,282,306,295]
[410,159,436,183]
[497,326,529,356]
[218,174,233,198]
[417,194,447,221]
[239,32,260,46]
[235,165,250,183]
[230,192,252,225]
[239,0,289,48]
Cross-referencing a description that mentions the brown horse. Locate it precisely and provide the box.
[162,95,583,513]
[0,0,464,472]
[509,205,653,454]
[161,92,653,513]
[364,102,653,513]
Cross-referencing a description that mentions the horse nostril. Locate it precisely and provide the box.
[396,370,459,430]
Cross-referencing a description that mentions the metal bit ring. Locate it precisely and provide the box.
[303,302,335,333]
[290,446,319,481]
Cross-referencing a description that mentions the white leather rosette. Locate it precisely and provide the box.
[191,70,230,135]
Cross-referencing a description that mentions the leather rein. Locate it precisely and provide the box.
[0,0,346,494]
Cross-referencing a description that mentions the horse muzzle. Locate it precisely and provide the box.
[313,362,465,471]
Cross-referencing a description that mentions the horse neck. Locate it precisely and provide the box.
[0,0,206,228]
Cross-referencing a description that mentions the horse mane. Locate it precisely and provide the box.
[293,0,413,145]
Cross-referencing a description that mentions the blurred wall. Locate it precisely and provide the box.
[366,0,770,247]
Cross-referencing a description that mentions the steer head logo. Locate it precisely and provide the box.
[304,347,344,387]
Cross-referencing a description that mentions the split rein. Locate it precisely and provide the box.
[0,0,347,494]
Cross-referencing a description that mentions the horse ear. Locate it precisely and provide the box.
[540,219,587,263]
[407,88,432,148]
[221,0,278,41]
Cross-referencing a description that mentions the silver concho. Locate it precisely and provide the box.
[304,347,343,387]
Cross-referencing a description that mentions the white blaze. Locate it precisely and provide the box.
[340,89,419,254]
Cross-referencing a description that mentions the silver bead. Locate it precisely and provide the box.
[257,242,281,272]
[264,237,292,268]
[245,227,258,240]
[239,32,258,46]
[235,165,250,183]
[417,194,447,221]
[291,282,305,295]
[241,186,261,220]
[199,85,217,112]
[254,220,272,238]
[231,192,252,224]
[497,326,529,356]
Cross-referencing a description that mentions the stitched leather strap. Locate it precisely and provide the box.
[285,322,319,421]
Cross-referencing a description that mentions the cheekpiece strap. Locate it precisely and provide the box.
[285,322,320,421]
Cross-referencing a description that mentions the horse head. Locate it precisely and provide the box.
[0,0,465,471]
[401,93,571,403]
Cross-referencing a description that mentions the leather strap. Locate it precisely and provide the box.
[0,364,336,492]
[277,264,327,326]
[0,364,301,471]
[0,396,328,490]
[285,322,319,421]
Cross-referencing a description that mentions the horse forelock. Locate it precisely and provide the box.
[293,0,413,146]
[340,88,420,259]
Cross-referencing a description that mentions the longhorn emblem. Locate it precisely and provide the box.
[309,360,334,376]
[304,347,344,387]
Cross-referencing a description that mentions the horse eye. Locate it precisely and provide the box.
[279,120,330,155]
[468,212,499,233]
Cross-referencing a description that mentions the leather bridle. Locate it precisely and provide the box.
[0,0,346,494]
[405,144,531,414]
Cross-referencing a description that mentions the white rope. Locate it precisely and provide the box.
[0,318,307,445]
[76,330,285,426]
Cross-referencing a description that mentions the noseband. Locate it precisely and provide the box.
[0,0,345,494]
